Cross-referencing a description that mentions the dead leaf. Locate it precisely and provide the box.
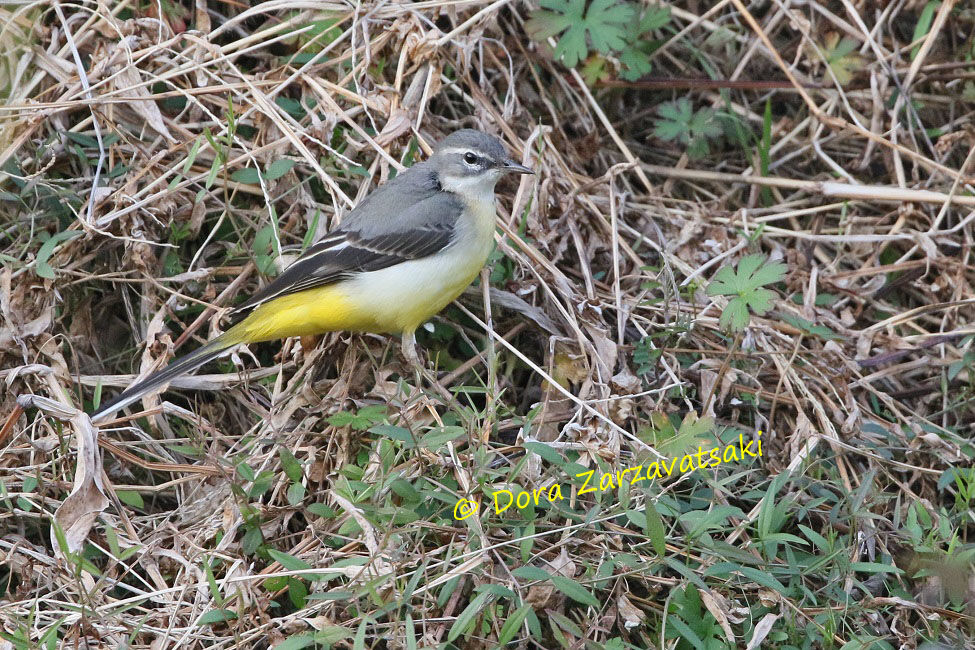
[526,582,556,609]
[700,589,735,643]
[617,594,645,629]
[114,65,175,142]
[700,369,718,418]
[24,395,110,556]
[375,108,412,146]
[745,613,779,650]
[546,547,575,578]
[611,368,640,394]
[586,327,617,380]
[475,287,560,335]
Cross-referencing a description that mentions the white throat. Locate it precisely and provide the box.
[440,170,502,205]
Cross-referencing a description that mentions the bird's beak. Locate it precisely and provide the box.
[502,159,534,175]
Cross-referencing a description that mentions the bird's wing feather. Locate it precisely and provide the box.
[228,189,462,324]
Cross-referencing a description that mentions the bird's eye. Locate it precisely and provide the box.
[463,152,478,165]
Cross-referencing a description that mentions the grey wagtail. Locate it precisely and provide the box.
[91,129,533,420]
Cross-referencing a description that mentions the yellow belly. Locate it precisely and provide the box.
[230,245,488,343]
[232,284,378,343]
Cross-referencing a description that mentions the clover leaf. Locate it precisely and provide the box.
[654,98,724,159]
[706,254,787,331]
[618,5,670,80]
[526,0,634,68]
[821,32,864,86]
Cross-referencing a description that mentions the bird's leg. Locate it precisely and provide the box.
[401,329,421,369]
[400,329,453,401]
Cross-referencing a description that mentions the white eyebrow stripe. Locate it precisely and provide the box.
[438,147,485,156]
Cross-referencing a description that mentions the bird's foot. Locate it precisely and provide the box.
[400,330,453,401]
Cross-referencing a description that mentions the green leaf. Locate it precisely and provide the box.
[307,503,335,518]
[314,627,351,645]
[183,136,203,174]
[353,618,368,650]
[390,478,421,502]
[302,208,321,252]
[653,411,714,458]
[911,2,939,60]
[746,257,788,287]
[526,0,634,68]
[719,297,749,331]
[116,490,144,508]
[686,135,711,159]
[551,576,599,608]
[265,159,296,181]
[170,136,204,189]
[645,502,667,557]
[583,0,633,52]
[278,448,303,482]
[744,287,776,314]
[252,224,278,275]
[35,231,83,279]
[242,526,263,554]
[512,566,551,581]
[197,609,237,625]
[204,556,224,606]
[236,461,256,482]
[496,604,534,646]
[306,590,353,602]
[821,33,863,85]
[474,583,517,600]
[66,132,99,148]
[419,426,466,451]
[248,470,274,498]
[667,614,706,649]
[618,44,652,81]
[275,97,306,119]
[267,548,312,572]
[706,254,787,331]
[286,481,305,505]
[549,611,584,637]
[523,441,565,466]
[288,576,308,608]
[706,563,790,596]
[447,592,490,642]
[851,562,903,575]
[638,5,670,32]
[580,55,610,86]
[948,351,975,381]
[273,634,316,650]
[230,167,261,184]
[780,314,843,341]
[653,99,724,159]
[405,613,417,650]
[330,405,387,430]
[689,107,722,139]
[654,98,693,143]
[369,424,414,447]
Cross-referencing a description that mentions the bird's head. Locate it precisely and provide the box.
[432,129,533,195]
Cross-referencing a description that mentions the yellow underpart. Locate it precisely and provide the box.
[224,265,479,344]
[227,284,378,344]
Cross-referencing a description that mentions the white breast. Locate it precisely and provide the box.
[339,189,498,333]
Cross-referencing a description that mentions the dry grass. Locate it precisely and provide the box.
[2,0,974,648]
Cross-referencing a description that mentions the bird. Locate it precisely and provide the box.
[91,129,533,421]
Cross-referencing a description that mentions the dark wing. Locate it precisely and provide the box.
[228,195,460,324]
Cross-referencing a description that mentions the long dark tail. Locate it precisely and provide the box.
[90,333,238,421]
